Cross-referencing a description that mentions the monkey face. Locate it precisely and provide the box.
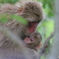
[24,36,35,44]
[24,36,36,49]
[23,32,42,50]
[18,2,43,34]
[16,2,43,43]
[27,21,39,33]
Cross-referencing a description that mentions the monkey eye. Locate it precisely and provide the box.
[30,38,33,41]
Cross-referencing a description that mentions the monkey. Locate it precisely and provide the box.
[23,31,42,51]
[0,1,43,38]
[0,31,42,59]
[0,0,43,59]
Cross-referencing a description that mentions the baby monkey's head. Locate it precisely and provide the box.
[24,31,42,50]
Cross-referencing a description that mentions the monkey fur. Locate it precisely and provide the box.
[0,0,43,59]
[23,31,42,50]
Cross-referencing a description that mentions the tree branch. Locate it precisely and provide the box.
[39,32,54,57]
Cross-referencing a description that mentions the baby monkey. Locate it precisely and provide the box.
[23,31,42,51]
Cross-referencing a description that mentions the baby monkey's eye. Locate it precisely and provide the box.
[30,38,33,41]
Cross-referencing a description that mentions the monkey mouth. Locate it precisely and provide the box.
[27,21,39,33]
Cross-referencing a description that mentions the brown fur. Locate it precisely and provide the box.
[24,31,42,49]
[0,1,43,59]
[20,2,43,22]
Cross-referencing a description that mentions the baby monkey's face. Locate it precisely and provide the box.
[23,32,42,50]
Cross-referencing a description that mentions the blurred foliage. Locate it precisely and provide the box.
[0,0,18,4]
[38,0,54,17]
[10,15,28,25]
[37,0,54,59]
[0,14,28,25]
[0,14,8,23]
[37,19,54,44]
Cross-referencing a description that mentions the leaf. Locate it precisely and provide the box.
[0,14,8,23]
[10,15,28,25]
[45,20,54,38]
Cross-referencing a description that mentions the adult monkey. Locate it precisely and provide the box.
[0,0,43,59]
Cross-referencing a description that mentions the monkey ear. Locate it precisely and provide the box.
[38,2,43,6]
[17,7,24,14]
[35,43,42,50]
